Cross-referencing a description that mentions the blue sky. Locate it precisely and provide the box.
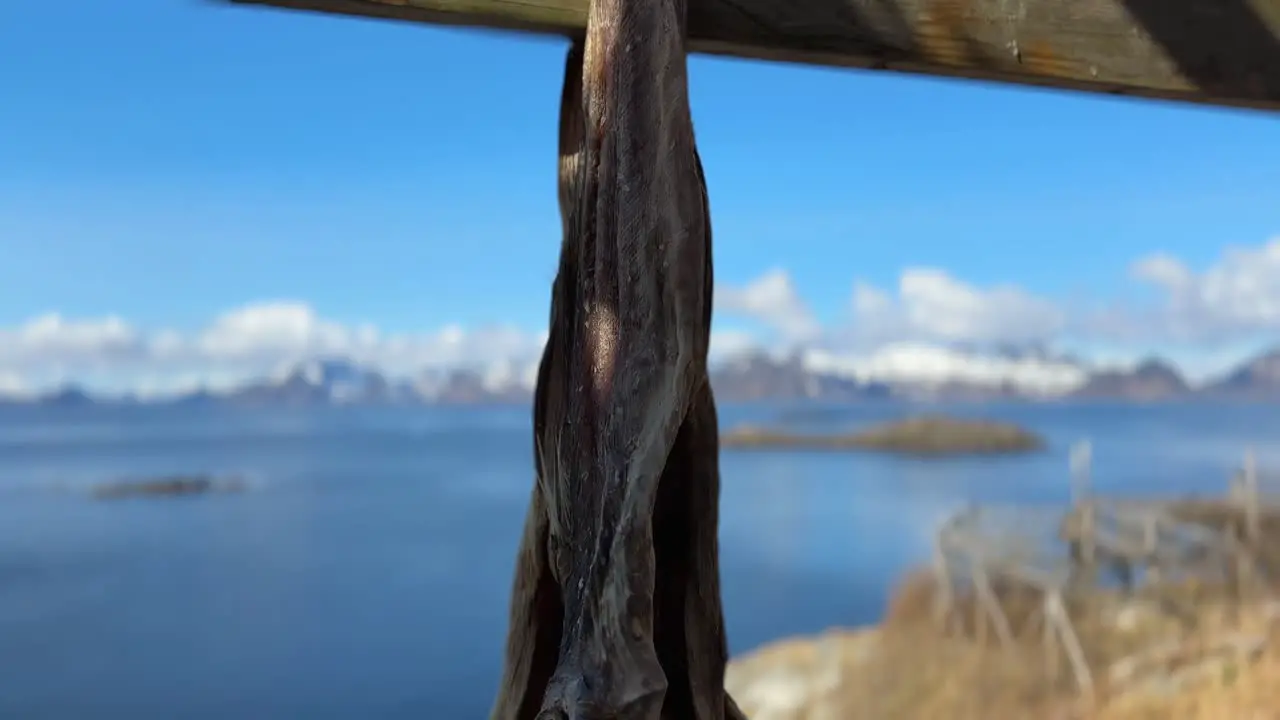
[2,1,1279,392]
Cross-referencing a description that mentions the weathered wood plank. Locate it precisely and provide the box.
[224,0,1280,111]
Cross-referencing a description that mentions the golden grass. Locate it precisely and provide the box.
[831,626,1075,719]
[1095,630,1280,720]
[822,568,1280,720]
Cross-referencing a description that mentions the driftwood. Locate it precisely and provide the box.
[490,0,744,716]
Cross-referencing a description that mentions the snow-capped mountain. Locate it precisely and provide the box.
[215,358,418,406]
[6,345,1280,407]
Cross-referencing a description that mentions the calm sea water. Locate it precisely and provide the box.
[1,401,1277,718]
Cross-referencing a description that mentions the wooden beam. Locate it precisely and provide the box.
[223,0,1280,111]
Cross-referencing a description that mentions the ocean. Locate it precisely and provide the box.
[1,401,1276,718]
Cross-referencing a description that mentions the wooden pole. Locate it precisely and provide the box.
[1046,592,1094,697]
[972,564,1015,648]
[1243,448,1261,545]
[1070,441,1098,574]
[1070,440,1093,504]
[1141,513,1160,585]
[1042,595,1060,682]
[1228,528,1248,623]
[932,535,956,632]
[223,0,1280,112]
[1231,449,1261,602]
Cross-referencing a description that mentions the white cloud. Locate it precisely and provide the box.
[711,268,1089,394]
[715,269,820,343]
[194,302,360,360]
[5,237,1279,396]
[0,302,547,395]
[846,268,1066,347]
[708,329,760,363]
[1131,253,1194,289]
[0,371,27,397]
[1129,237,1280,342]
[0,303,771,396]
[818,238,1280,373]
[0,313,145,365]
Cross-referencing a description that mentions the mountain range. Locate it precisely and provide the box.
[6,346,1280,408]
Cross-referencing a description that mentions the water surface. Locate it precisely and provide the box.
[0,401,1274,718]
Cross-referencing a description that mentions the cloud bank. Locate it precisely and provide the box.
[3,238,1278,396]
[1128,239,1280,342]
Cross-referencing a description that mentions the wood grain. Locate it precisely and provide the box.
[223,0,1280,111]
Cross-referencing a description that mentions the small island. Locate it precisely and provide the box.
[720,415,1044,457]
[91,474,247,500]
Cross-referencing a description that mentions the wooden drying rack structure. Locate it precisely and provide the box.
[931,443,1276,698]
[933,503,1094,693]
[219,0,1280,113]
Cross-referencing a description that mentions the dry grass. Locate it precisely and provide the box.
[1094,602,1280,720]
[828,568,1280,720]
[831,626,1074,719]
[730,500,1280,719]
[1097,647,1280,720]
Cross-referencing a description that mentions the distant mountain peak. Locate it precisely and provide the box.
[1072,355,1189,401]
[40,384,97,407]
[1202,347,1280,398]
[5,345,1280,408]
